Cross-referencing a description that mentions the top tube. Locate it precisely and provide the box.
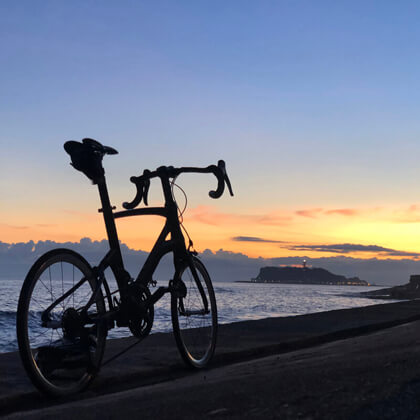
[113,207,167,220]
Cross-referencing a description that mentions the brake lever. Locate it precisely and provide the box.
[123,169,151,209]
[217,160,234,197]
[122,180,143,209]
[208,163,224,199]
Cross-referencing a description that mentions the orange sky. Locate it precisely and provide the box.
[3,202,420,261]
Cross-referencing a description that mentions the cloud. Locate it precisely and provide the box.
[0,238,150,282]
[324,208,359,216]
[392,204,420,223]
[296,208,359,218]
[295,208,323,218]
[188,206,292,226]
[2,239,420,285]
[287,243,420,258]
[0,223,30,230]
[232,236,286,243]
[176,248,420,285]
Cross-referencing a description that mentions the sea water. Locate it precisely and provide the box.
[0,279,398,353]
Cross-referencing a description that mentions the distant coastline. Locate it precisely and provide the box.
[240,266,370,286]
[361,275,420,299]
[235,281,369,286]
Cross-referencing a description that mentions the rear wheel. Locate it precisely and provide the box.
[16,249,107,397]
[171,257,217,368]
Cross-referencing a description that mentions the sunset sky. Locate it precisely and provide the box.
[2,1,420,261]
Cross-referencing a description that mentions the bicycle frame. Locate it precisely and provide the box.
[102,167,192,275]
[43,167,208,329]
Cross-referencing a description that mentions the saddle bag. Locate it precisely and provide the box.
[64,141,105,184]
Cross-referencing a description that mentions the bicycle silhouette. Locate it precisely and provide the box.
[16,138,233,397]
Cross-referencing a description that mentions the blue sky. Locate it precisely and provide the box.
[2,1,420,259]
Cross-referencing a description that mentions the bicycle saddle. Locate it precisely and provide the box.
[64,138,118,156]
[64,138,118,184]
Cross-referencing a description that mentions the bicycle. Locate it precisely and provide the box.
[16,138,233,397]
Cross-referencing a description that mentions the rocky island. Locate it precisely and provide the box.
[248,266,369,286]
[361,275,420,300]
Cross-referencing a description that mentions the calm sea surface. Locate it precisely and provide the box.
[0,279,398,353]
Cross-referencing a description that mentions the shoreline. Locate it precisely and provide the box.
[2,300,420,417]
[10,320,420,419]
[234,280,374,286]
[0,281,391,354]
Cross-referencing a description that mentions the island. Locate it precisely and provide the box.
[243,266,369,286]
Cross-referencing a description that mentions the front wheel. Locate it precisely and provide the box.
[171,257,217,368]
[16,249,107,397]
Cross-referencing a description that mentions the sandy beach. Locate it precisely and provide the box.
[3,300,420,419]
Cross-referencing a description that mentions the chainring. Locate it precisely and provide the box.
[128,284,154,339]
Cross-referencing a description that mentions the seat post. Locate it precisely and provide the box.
[97,176,123,264]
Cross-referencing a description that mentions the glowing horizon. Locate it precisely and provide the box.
[3,202,420,261]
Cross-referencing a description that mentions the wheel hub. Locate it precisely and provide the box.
[62,308,84,339]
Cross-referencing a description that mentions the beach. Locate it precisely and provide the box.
[2,300,420,418]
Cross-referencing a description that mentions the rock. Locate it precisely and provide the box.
[362,274,420,300]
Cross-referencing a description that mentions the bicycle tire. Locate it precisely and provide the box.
[171,257,217,368]
[16,249,107,397]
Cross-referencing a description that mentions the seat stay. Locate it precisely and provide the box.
[41,249,116,327]
[79,271,107,320]
[41,275,90,325]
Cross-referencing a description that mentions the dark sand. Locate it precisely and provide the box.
[3,300,420,419]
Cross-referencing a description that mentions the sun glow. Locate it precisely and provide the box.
[3,202,420,261]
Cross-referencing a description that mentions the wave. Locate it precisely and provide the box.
[0,282,404,353]
[0,310,16,322]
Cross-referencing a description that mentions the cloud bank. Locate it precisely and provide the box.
[232,236,285,243]
[1,238,420,286]
[287,243,420,258]
[295,208,359,218]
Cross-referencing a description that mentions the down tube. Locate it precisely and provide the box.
[135,223,173,286]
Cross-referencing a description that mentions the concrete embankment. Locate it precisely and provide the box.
[2,300,420,417]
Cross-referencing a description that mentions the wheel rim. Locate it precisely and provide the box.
[176,263,216,366]
[22,254,104,393]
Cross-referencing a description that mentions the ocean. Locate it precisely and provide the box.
[0,279,397,353]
